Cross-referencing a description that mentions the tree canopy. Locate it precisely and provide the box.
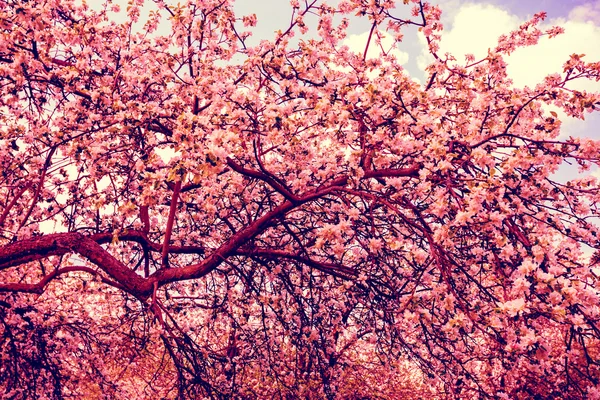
[1,0,600,398]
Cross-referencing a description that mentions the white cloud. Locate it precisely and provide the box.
[415,2,600,139]
[417,2,600,90]
[506,15,600,137]
[506,17,600,137]
[507,20,600,91]
[417,3,519,70]
[568,0,600,24]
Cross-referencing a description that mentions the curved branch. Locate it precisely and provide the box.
[149,163,420,286]
[0,233,151,298]
[0,161,420,298]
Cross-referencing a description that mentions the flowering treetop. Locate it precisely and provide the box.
[1,0,600,398]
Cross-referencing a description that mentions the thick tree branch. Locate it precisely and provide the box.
[0,233,151,298]
[148,163,420,286]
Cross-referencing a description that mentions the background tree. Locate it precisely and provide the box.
[1,0,600,398]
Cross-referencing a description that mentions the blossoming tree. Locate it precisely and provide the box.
[1,0,600,398]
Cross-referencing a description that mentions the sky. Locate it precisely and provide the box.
[231,0,600,142]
